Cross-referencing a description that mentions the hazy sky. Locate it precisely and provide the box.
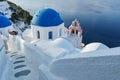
[8,0,120,15]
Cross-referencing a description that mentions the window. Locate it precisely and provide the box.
[48,31,53,39]
[37,31,40,39]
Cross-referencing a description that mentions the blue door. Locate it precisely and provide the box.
[49,31,53,39]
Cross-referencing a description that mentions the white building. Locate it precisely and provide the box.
[24,8,83,49]
[0,14,12,37]
[31,8,67,41]
[0,14,21,52]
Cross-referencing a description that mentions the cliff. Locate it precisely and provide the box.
[7,1,33,25]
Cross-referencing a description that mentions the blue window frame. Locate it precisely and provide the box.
[49,31,53,39]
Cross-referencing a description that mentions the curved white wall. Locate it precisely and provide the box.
[81,42,109,53]
[31,23,66,40]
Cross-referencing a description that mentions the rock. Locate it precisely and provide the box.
[7,1,33,25]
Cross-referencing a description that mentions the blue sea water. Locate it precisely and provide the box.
[63,12,120,48]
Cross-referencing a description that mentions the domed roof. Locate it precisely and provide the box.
[51,38,74,51]
[0,15,12,28]
[32,8,63,27]
[81,42,109,53]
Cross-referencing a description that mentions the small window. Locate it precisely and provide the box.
[49,31,53,39]
[37,31,40,39]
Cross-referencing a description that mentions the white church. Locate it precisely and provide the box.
[23,8,83,49]
[0,5,120,80]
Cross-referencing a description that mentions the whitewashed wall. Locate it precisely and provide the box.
[49,47,120,80]
[0,25,14,37]
[31,23,66,40]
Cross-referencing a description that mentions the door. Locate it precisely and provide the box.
[49,31,53,39]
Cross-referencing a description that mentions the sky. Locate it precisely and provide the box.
[8,0,120,16]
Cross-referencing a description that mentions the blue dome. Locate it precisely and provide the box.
[32,8,63,27]
[0,15,12,28]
